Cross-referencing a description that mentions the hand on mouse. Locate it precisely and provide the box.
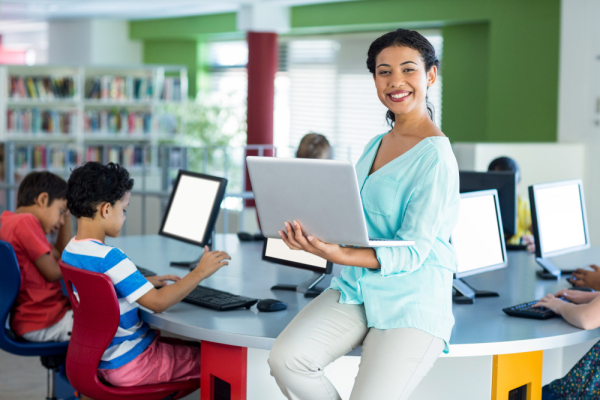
[570,265,600,291]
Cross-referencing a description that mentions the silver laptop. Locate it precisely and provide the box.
[246,156,414,248]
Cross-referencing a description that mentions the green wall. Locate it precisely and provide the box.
[442,23,490,142]
[130,0,561,142]
[131,13,237,96]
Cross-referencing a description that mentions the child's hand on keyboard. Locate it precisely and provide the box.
[194,246,231,280]
[147,275,181,288]
[553,289,597,305]
[532,294,566,314]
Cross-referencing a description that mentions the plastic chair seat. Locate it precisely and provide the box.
[59,260,198,400]
[0,240,70,357]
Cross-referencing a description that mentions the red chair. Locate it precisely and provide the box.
[59,260,198,400]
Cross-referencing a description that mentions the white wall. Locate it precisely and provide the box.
[452,142,586,197]
[48,19,142,65]
[89,19,142,65]
[557,0,600,245]
[48,19,92,65]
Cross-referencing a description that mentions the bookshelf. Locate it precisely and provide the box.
[0,64,188,179]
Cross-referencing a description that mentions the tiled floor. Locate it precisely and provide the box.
[0,349,47,399]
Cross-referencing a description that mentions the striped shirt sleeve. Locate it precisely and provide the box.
[103,248,153,303]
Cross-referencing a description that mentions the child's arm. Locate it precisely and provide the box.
[534,293,600,330]
[52,210,72,259]
[136,246,230,313]
[34,253,62,282]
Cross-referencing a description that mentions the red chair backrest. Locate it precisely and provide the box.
[59,260,120,398]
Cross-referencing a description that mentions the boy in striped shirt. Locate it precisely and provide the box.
[62,162,230,387]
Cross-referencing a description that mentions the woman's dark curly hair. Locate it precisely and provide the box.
[367,28,440,127]
[67,162,134,218]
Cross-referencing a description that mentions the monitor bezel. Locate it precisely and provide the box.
[452,189,508,279]
[158,170,228,247]
[529,179,590,259]
[262,238,333,274]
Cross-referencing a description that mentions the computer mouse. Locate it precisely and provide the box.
[237,232,254,242]
[257,299,288,312]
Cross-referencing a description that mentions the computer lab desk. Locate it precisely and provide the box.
[107,234,600,400]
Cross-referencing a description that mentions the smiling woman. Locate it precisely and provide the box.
[268,29,461,400]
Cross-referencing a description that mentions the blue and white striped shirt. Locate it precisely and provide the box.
[62,238,155,369]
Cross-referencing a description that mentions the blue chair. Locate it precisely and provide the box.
[0,240,70,400]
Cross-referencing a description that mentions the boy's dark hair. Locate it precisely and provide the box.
[67,162,134,218]
[296,133,331,159]
[488,156,521,183]
[17,171,67,208]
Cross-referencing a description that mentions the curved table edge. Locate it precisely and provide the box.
[143,311,600,357]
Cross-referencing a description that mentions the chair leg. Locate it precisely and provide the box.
[46,367,57,400]
[40,355,65,400]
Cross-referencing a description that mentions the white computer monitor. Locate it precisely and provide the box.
[451,190,507,279]
[262,238,332,274]
[263,238,333,297]
[159,170,227,247]
[529,179,589,259]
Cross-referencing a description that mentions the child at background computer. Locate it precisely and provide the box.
[296,132,331,159]
[534,290,600,399]
[62,162,231,387]
[0,171,72,342]
[487,156,535,251]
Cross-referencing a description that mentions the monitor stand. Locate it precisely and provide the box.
[452,278,499,304]
[271,272,326,298]
[170,233,214,270]
[535,257,575,280]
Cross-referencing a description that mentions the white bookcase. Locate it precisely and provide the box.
[0,64,188,177]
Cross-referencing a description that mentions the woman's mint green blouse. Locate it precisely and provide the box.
[329,133,460,352]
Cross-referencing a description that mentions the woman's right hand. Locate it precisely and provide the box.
[194,246,231,279]
[553,289,597,305]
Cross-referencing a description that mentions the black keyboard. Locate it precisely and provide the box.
[183,285,258,311]
[136,266,157,277]
[503,300,559,319]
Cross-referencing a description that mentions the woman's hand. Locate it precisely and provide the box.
[147,274,181,288]
[279,220,345,264]
[532,293,567,314]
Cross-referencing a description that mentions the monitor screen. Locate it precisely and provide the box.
[263,238,332,273]
[459,171,517,237]
[452,191,506,277]
[532,182,587,255]
[159,171,227,246]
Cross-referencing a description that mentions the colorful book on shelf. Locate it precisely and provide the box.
[7,108,76,135]
[14,145,78,170]
[9,76,75,99]
[161,77,182,101]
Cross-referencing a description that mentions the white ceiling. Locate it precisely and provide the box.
[0,0,352,21]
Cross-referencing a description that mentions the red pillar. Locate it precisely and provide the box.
[245,31,278,206]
